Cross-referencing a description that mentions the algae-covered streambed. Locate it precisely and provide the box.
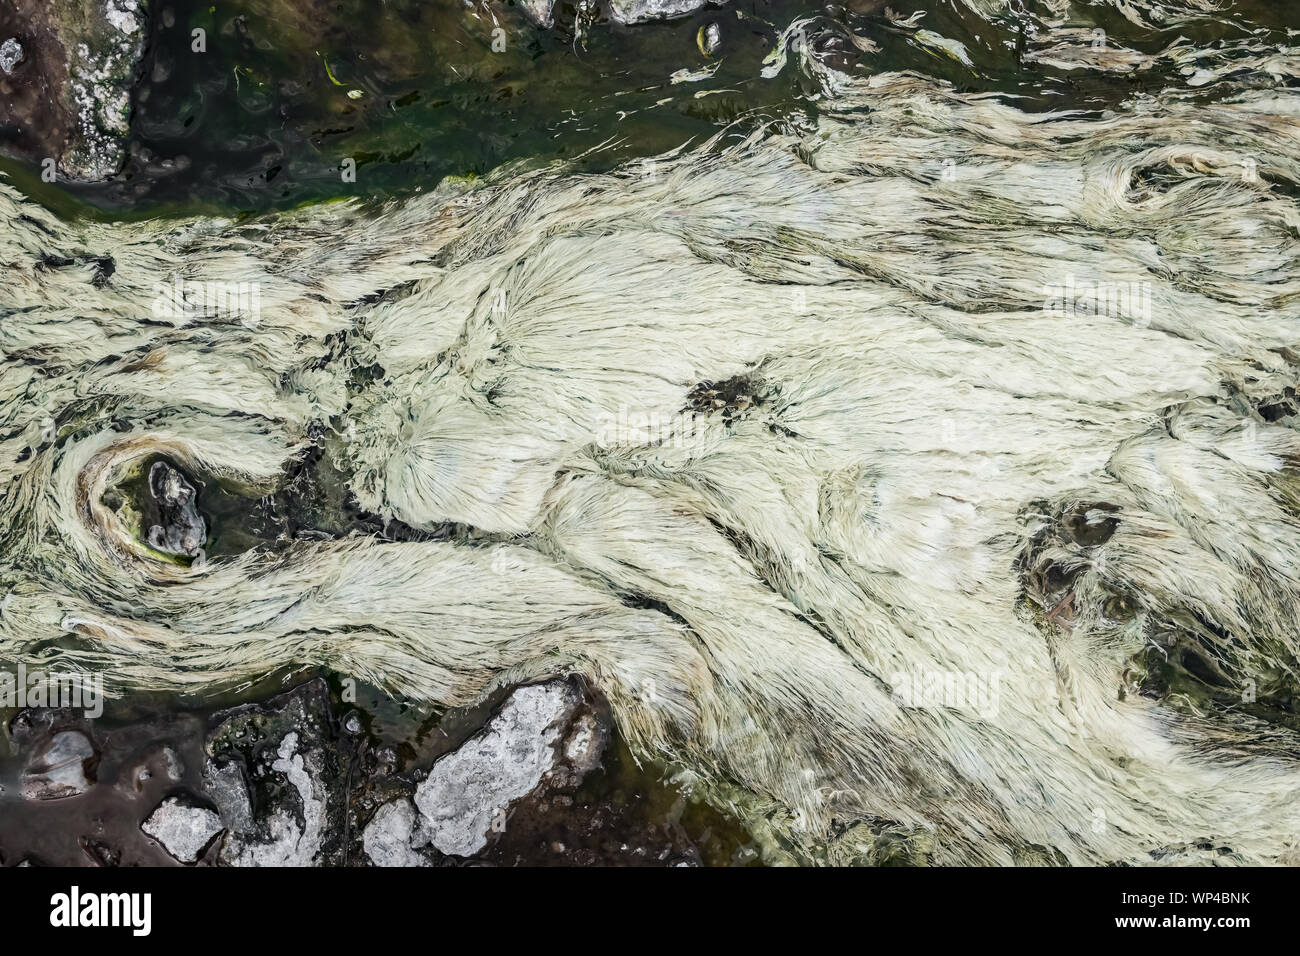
[1,0,1299,871]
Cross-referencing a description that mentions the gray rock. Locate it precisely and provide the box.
[699,21,721,56]
[413,681,581,857]
[564,710,605,774]
[21,730,95,800]
[162,746,184,781]
[520,0,556,28]
[141,797,224,863]
[220,731,327,866]
[147,460,206,558]
[605,0,726,25]
[201,760,254,835]
[206,680,342,867]
[362,799,428,867]
[0,38,23,74]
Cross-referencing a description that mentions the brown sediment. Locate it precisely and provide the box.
[0,0,147,181]
[0,0,77,171]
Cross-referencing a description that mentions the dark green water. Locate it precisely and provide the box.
[5,0,1296,221]
[7,0,824,218]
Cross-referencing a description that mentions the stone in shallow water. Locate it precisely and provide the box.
[201,760,254,835]
[413,681,583,857]
[362,798,428,867]
[520,0,556,28]
[521,0,724,27]
[698,21,721,56]
[21,730,95,800]
[146,460,206,558]
[563,711,604,773]
[220,731,328,866]
[142,797,224,863]
[116,743,184,796]
[206,679,343,866]
[0,38,23,74]
[606,0,726,25]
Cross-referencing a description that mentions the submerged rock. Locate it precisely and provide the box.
[413,680,604,857]
[146,461,207,558]
[0,37,23,74]
[520,0,725,28]
[698,21,722,56]
[519,0,557,29]
[605,0,726,25]
[21,730,96,800]
[117,743,185,796]
[141,796,225,864]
